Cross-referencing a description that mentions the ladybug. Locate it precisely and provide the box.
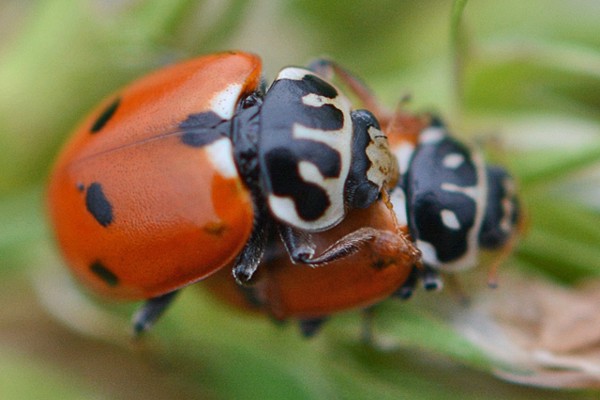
[384,113,522,296]
[47,52,405,333]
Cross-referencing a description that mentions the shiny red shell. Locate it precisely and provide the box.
[47,52,261,300]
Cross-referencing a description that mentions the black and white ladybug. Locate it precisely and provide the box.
[389,117,521,295]
[231,64,399,282]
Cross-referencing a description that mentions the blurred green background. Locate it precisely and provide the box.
[1,0,600,399]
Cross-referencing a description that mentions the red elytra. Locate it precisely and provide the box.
[47,52,261,300]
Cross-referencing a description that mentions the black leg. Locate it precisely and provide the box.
[298,317,328,338]
[132,290,179,336]
[394,264,443,299]
[232,210,270,284]
[422,265,443,291]
[278,225,315,263]
[230,112,269,282]
[394,266,420,299]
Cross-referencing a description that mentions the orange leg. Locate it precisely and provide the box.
[308,58,430,144]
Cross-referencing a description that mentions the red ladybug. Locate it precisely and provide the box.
[47,52,406,333]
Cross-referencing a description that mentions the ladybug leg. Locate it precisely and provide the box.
[288,227,419,267]
[232,210,270,284]
[394,266,420,299]
[132,290,179,336]
[445,274,471,306]
[421,265,443,291]
[308,59,391,121]
[278,225,316,263]
[298,317,328,337]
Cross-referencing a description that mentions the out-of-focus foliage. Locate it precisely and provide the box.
[1,0,599,399]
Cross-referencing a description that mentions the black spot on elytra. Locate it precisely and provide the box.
[76,182,85,192]
[90,98,120,133]
[90,260,119,286]
[85,182,113,227]
[180,111,228,147]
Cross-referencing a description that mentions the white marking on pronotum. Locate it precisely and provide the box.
[205,138,238,178]
[443,153,465,169]
[441,209,461,230]
[210,83,243,119]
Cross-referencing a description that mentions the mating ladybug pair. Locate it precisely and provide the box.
[204,101,521,336]
[47,52,520,336]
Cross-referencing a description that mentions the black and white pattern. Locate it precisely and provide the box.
[479,166,520,249]
[258,67,354,231]
[403,124,487,271]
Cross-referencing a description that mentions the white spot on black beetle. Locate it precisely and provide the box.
[442,153,465,169]
[440,209,461,230]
